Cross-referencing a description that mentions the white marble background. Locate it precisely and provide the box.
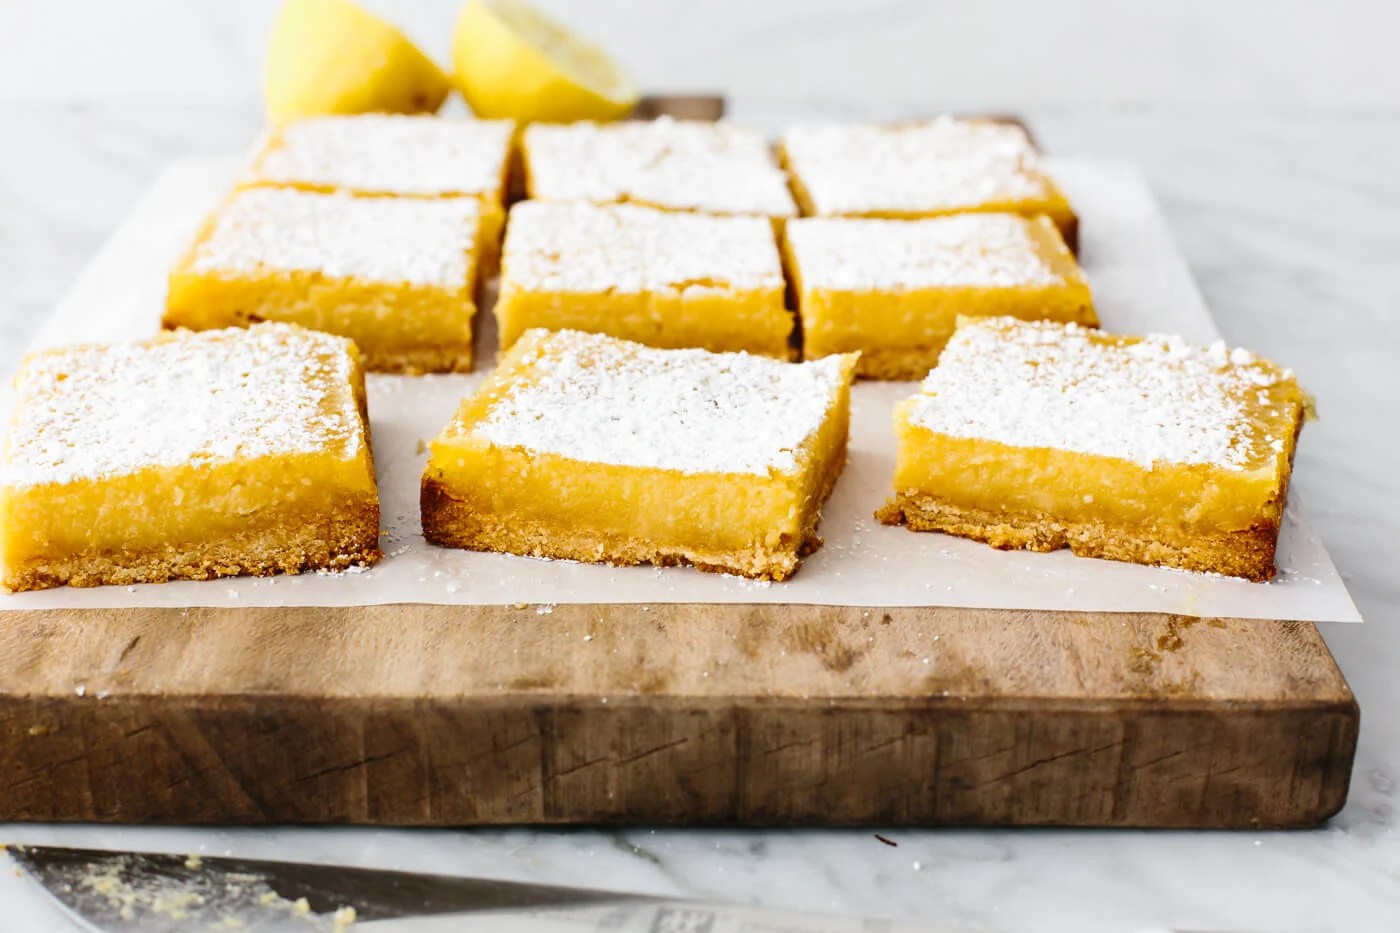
[1,1,1399,930]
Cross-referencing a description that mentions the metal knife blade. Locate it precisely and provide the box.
[7,844,936,932]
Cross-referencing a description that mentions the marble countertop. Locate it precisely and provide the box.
[1,2,1398,930]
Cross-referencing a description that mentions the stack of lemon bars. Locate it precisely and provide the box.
[0,114,1305,593]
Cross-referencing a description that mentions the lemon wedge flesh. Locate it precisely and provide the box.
[264,0,451,123]
[452,0,639,122]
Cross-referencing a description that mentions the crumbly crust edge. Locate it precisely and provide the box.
[360,343,474,375]
[876,493,1281,582]
[2,500,382,592]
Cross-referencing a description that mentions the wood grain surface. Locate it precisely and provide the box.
[0,604,1356,827]
[0,98,1356,829]
[633,94,726,121]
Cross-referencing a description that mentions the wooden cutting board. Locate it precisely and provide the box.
[0,604,1357,828]
[0,98,1358,829]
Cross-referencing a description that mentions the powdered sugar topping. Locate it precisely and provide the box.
[471,330,851,475]
[503,201,783,293]
[2,324,365,487]
[910,318,1293,470]
[786,214,1065,290]
[782,117,1053,215]
[245,115,514,198]
[189,187,478,288]
[524,117,797,217]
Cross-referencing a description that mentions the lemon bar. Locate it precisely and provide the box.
[785,213,1094,379]
[166,187,482,374]
[496,201,790,356]
[521,117,797,223]
[877,318,1305,581]
[240,114,514,265]
[779,117,1077,247]
[422,329,857,580]
[1,324,380,592]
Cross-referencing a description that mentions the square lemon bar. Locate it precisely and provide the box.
[877,318,1305,581]
[785,213,1094,379]
[779,117,1078,248]
[240,114,515,267]
[521,117,798,224]
[422,329,857,580]
[0,324,380,592]
[166,186,482,374]
[496,200,790,356]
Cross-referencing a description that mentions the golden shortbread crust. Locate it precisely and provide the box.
[3,501,381,592]
[877,494,1281,582]
[362,344,474,375]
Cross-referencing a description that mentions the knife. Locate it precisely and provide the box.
[7,844,932,932]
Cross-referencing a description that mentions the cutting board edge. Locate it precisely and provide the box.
[0,635,1358,829]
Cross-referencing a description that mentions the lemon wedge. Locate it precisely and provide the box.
[452,0,639,122]
[264,0,451,123]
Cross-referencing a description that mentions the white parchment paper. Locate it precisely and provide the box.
[0,156,1362,621]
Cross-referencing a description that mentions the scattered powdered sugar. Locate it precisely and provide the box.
[523,117,797,217]
[785,214,1063,290]
[1,324,364,487]
[471,330,850,475]
[318,563,374,576]
[190,187,478,288]
[244,114,514,198]
[909,318,1291,470]
[502,201,783,293]
[781,117,1052,215]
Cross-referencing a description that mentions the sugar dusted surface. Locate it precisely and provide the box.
[1,324,364,488]
[910,318,1293,470]
[503,201,783,293]
[787,214,1063,290]
[468,330,848,476]
[523,117,797,218]
[246,115,514,197]
[782,117,1053,215]
[189,187,478,288]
